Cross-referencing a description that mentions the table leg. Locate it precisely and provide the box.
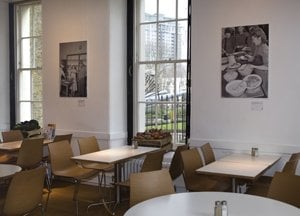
[232,178,236,193]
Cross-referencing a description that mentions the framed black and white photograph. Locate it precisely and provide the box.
[221,24,269,98]
[59,41,87,97]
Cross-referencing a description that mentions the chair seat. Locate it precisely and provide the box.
[53,166,98,180]
[81,162,114,172]
[0,154,16,164]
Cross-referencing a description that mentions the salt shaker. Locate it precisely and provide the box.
[221,200,228,216]
[214,201,222,216]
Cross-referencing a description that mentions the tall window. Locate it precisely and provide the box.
[15,1,43,126]
[135,0,189,144]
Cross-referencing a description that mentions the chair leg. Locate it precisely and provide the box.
[73,179,81,216]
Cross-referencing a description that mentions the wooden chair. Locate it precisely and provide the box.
[247,159,299,196]
[181,148,230,192]
[267,171,300,208]
[130,169,175,207]
[17,138,44,170]
[2,167,46,216]
[48,140,98,216]
[116,149,166,188]
[78,136,114,188]
[200,143,215,165]
[168,145,188,181]
[1,130,23,142]
[0,130,23,164]
[53,133,73,143]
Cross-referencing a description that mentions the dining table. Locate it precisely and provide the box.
[71,145,159,202]
[196,153,281,192]
[0,138,52,153]
[0,164,21,180]
[124,192,300,216]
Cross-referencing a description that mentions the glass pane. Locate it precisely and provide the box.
[20,5,30,38]
[34,38,43,68]
[19,70,31,100]
[32,102,43,127]
[176,63,187,102]
[139,0,157,22]
[139,64,156,102]
[21,38,42,68]
[159,0,176,21]
[157,63,174,102]
[178,0,188,19]
[20,102,31,122]
[177,21,188,59]
[21,38,30,68]
[158,22,176,60]
[140,23,157,61]
[32,70,43,101]
[175,103,186,143]
[144,102,156,129]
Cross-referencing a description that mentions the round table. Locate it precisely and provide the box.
[0,164,21,180]
[124,192,300,216]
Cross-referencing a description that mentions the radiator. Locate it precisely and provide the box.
[121,157,145,181]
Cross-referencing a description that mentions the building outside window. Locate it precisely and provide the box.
[135,0,189,144]
[15,1,43,126]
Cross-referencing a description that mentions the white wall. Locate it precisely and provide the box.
[42,0,127,152]
[190,0,300,172]
[0,1,10,131]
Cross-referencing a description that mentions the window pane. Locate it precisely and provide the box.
[175,103,186,143]
[177,21,188,59]
[139,0,157,22]
[157,63,174,101]
[19,70,31,100]
[158,22,176,60]
[20,4,42,37]
[32,4,42,36]
[20,5,30,37]
[178,0,188,19]
[159,0,176,21]
[21,37,42,68]
[176,63,187,102]
[140,23,157,61]
[20,102,31,122]
[32,102,43,127]
[139,64,155,102]
[32,70,42,101]
[21,38,30,68]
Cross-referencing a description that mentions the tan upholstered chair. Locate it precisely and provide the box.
[53,133,73,143]
[48,140,98,216]
[130,169,175,207]
[181,148,230,192]
[2,167,46,216]
[2,130,23,142]
[169,145,188,180]
[200,143,216,165]
[78,136,114,187]
[17,138,44,170]
[267,171,300,208]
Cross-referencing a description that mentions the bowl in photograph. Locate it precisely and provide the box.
[223,71,238,82]
[243,74,262,90]
[237,64,253,76]
[225,80,247,97]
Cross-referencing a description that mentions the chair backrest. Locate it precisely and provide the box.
[17,138,44,170]
[130,169,175,207]
[53,134,73,143]
[267,171,300,208]
[48,140,75,174]
[200,143,215,165]
[78,136,100,155]
[141,149,165,172]
[3,167,45,215]
[2,130,23,143]
[282,160,299,174]
[181,148,204,188]
[289,152,300,161]
[169,145,188,180]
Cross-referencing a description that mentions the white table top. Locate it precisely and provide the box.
[124,192,300,216]
[71,146,159,164]
[197,153,280,181]
[0,164,21,179]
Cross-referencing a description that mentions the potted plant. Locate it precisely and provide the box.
[13,119,41,138]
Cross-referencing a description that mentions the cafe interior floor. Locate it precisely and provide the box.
[0,180,130,216]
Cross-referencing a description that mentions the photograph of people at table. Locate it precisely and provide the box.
[221,24,269,98]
